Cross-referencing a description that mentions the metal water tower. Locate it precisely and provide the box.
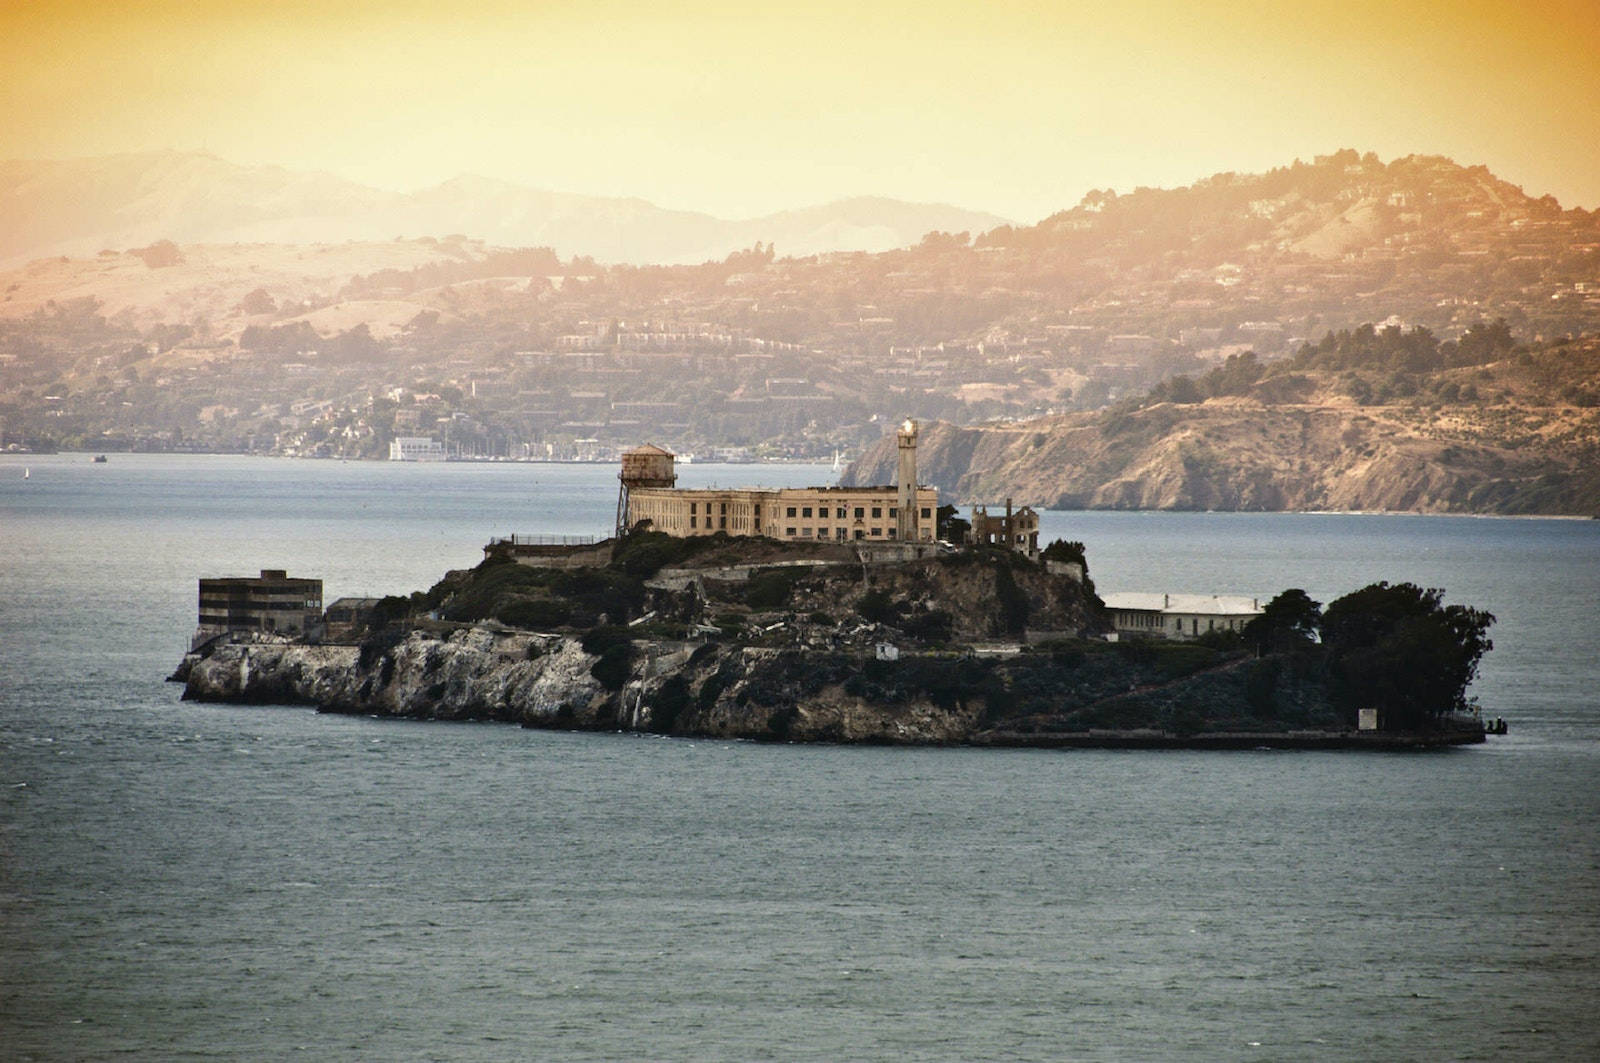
[617,444,677,537]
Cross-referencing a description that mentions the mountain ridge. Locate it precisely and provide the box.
[0,150,1010,266]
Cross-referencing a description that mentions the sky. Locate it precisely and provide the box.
[2,0,1597,223]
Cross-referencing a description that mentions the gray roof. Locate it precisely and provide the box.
[1101,592,1262,617]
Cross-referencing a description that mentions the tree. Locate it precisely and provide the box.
[238,288,276,315]
[936,503,970,542]
[1243,589,1321,655]
[1321,582,1494,730]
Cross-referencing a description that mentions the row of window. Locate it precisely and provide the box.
[785,527,896,540]
[782,505,934,520]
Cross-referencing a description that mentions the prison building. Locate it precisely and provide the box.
[628,484,939,542]
[193,569,323,648]
[620,420,936,543]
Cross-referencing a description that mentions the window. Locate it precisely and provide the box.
[836,528,847,540]
[721,503,727,515]
[690,502,697,514]
[690,516,697,528]
[836,507,846,518]
[921,507,932,519]
[888,528,897,539]
[888,508,897,518]
[787,506,797,518]
[854,507,864,519]
[871,507,882,518]
[720,517,727,529]
[871,527,883,536]
[854,530,865,540]
[786,527,796,536]
[802,507,812,518]
[754,505,761,517]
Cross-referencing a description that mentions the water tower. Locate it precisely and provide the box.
[617,444,677,537]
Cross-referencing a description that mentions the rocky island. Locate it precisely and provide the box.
[175,531,1496,749]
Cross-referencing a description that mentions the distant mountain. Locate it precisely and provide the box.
[0,151,1009,266]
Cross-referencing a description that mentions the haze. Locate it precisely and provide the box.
[3,0,1598,222]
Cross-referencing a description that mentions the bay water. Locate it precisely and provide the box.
[2,454,1597,1060]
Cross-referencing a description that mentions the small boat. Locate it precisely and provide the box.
[92,454,108,463]
[22,467,28,479]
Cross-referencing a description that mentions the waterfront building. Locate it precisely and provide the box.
[1101,592,1263,641]
[389,436,445,461]
[193,569,323,648]
[619,421,937,544]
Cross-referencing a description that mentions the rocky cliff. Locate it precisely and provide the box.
[847,341,1600,514]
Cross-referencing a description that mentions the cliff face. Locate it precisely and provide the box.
[181,630,977,742]
[848,399,1600,514]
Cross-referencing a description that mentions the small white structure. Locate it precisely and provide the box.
[1357,708,1380,731]
[1101,592,1264,641]
[875,642,900,661]
[389,436,446,461]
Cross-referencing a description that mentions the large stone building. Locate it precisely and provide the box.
[193,569,323,648]
[620,421,938,544]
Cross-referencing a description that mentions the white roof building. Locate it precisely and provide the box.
[1101,592,1264,641]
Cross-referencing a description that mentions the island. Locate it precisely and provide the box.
[173,531,1497,750]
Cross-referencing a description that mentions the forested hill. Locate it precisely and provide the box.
[845,328,1600,516]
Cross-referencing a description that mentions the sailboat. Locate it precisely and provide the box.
[23,467,29,479]
[830,449,844,474]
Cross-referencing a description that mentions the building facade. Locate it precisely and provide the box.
[194,569,323,647]
[1101,592,1263,641]
[969,500,1040,558]
[389,436,445,461]
[621,422,937,544]
[628,484,938,542]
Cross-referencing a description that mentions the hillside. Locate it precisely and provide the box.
[845,332,1600,515]
[2,150,1597,473]
[0,152,1008,267]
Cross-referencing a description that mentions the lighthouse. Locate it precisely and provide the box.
[896,418,918,542]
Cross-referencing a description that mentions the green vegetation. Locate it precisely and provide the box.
[1321,582,1494,729]
[1140,322,1519,410]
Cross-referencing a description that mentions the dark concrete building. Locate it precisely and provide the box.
[194,569,323,648]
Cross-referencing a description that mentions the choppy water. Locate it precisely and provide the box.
[2,454,1597,1060]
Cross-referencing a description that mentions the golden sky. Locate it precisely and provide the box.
[3,0,1597,221]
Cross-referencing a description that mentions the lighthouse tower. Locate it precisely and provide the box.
[896,418,918,542]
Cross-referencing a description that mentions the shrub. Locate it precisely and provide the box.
[590,644,634,691]
[495,597,572,630]
[994,565,1030,635]
[745,568,801,609]
[856,589,897,624]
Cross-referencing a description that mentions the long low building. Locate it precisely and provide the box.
[1102,592,1264,641]
[628,484,938,542]
[620,421,938,544]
